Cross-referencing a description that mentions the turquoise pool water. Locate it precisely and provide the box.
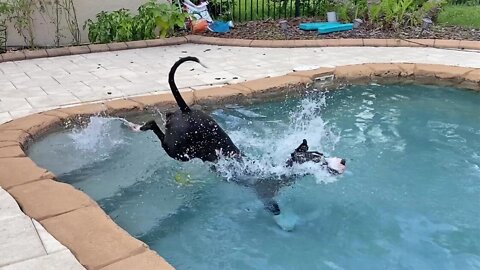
[29,83,480,270]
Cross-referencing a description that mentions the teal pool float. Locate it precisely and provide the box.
[299,22,354,34]
[318,23,353,34]
[299,22,341,31]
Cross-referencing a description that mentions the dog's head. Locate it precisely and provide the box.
[324,157,346,175]
[287,139,346,174]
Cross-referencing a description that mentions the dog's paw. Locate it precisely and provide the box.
[119,119,143,132]
[273,213,298,232]
[128,123,142,132]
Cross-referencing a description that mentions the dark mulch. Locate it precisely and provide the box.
[201,18,480,40]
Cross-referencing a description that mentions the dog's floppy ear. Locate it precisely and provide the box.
[295,139,309,153]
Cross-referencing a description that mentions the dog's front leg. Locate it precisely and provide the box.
[139,120,165,143]
[261,197,281,215]
[253,180,282,215]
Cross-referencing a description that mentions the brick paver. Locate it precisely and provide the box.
[1,44,479,123]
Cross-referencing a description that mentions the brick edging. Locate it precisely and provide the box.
[1,36,479,63]
[0,63,479,270]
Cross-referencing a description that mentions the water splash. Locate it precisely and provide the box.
[215,94,341,184]
[66,94,341,185]
[68,117,128,155]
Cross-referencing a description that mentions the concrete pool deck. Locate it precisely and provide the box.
[2,42,480,124]
[0,39,479,269]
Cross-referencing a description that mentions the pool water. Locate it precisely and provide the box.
[29,83,480,270]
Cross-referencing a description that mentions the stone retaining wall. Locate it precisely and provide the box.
[2,36,480,62]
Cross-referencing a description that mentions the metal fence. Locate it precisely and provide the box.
[208,0,324,22]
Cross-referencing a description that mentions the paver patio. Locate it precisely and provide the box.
[0,44,479,269]
[1,44,480,124]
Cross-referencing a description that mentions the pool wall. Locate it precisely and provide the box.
[0,63,479,270]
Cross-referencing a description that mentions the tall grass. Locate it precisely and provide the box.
[438,5,480,28]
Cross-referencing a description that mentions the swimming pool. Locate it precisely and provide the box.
[28,83,480,270]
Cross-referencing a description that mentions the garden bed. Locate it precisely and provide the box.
[201,18,480,41]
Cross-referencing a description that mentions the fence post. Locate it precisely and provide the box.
[295,0,300,16]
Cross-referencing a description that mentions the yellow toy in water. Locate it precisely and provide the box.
[175,172,192,186]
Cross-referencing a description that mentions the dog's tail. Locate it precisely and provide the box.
[169,56,205,112]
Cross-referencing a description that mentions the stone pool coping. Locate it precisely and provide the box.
[0,63,479,270]
[1,36,480,62]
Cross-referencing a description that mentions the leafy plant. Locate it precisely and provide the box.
[0,2,12,20]
[0,2,11,52]
[2,0,80,48]
[7,0,35,48]
[414,0,447,24]
[134,0,161,40]
[209,0,233,21]
[354,0,369,19]
[447,0,479,5]
[153,3,189,38]
[84,0,189,43]
[336,4,351,21]
[58,0,81,45]
[302,0,336,18]
[84,9,134,43]
[334,0,368,22]
[367,0,443,29]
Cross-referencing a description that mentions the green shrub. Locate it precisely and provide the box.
[298,0,367,22]
[302,0,335,18]
[335,0,368,22]
[153,3,190,38]
[84,9,135,43]
[0,2,12,20]
[134,0,161,40]
[447,0,479,5]
[368,0,446,30]
[83,0,189,43]
[209,0,233,21]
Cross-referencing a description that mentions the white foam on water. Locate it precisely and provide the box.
[234,108,267,118]
[323,261,345,270]
[68,116,127,156]
[215,94,342,184]
[66,93,343,186]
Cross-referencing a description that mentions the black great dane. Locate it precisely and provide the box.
[137,57,346,221]
[139,56,241,162]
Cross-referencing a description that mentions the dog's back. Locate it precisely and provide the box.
[156,56,241,162]
[163,109,240,161]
